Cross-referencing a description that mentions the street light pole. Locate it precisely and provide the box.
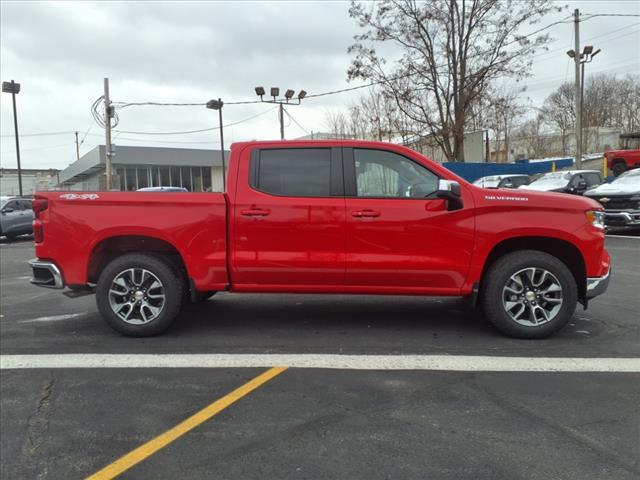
[579,46,600,158]
[2,80,23,196]
[573,8,582,169]
[206,98,226,191]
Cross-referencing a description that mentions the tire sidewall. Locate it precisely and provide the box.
[96,253,183,336]
[482,251,578,339]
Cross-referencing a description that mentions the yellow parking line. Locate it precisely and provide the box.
[86,366,288,480]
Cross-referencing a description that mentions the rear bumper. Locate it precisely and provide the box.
[29,259,64,289]
[586,266,611,300]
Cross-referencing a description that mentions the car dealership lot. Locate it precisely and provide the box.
[1,237,639,479]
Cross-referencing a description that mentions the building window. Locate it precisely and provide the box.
[137,168,149,190]
[170,167,181,188]
[125,168,137,191]
[202,167,212,191]
[193,167,203,192]
[181,166,192,191]
[159,167,170,186]
[151,167,160,187]
[115,167,126,191]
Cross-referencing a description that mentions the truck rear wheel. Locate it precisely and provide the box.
[96,253,184,336]
[480,250,577,339]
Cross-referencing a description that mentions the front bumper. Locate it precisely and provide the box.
[29,259,64,289]
[585,266,611,300]
[603,210,640,227]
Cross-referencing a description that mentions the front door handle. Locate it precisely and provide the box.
[352,209,381,218]
[241,208,270,217]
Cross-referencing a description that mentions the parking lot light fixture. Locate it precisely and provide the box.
[2,79,23,196]
[206,98,226,191]
[254,85,307,140]
[566,50,575,58]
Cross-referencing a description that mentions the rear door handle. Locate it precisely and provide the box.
[241,208,270,217]
[351,209,381,218]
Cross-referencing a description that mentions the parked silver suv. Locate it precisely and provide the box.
[0,196,33,240]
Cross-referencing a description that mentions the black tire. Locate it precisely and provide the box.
[480,250,577,339]
[5,233,17,242]
[612,161,626,177]
[96,253,184,336]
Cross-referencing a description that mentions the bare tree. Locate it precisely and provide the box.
[348,0,560,161]
[541,83,574,155]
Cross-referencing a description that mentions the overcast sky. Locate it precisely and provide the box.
[1,0,639,170]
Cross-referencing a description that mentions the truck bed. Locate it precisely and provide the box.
[33,191,229,291]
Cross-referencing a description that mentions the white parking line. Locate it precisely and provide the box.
[18,313,87,324]
[1,354,639,372]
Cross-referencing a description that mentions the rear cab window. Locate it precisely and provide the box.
[250,148,342,197]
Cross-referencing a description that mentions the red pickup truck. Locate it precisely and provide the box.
[30,140,611,339]
[605,148,640,176]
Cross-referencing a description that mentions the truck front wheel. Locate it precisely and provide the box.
[96,253,184,336]
[480,250,577,339]
[612,161,626,177]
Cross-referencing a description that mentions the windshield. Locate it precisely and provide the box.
[529,172,571,187]
[473,176,501,187]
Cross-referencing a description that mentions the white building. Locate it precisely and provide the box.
[0,168,60,196]
[56,145,229,191]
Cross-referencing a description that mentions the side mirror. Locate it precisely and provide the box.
[576,180,588,190]
[436,180,463,211]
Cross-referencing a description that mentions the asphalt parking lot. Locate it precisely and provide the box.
[1,236,639,479]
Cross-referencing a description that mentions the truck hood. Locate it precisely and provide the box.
[584,182,640,197]
[518,181,566,192]
[474,185,602,211]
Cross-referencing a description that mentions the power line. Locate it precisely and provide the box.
[283,108,310,135]
[113,105,277,135]
[0,130,75,138]
[306,16,574,99]
[582,13,640,19]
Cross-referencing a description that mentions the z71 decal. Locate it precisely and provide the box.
[59,193,100,200]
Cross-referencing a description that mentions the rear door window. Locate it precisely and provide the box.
[253,148,333,197]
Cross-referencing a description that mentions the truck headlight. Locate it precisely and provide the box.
[586,210,605,229]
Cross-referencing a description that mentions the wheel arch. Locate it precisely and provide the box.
[480,236,587,300]
[87,235,188,284]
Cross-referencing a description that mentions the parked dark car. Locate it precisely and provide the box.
[472,174,530,189]
[0,196,33,240]
[584,169,640,229]
[519,170,604,195]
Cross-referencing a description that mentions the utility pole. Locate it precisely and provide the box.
[103,77,113,190]
[573,8,582,169]
[2,80,23,196]
[74,131,80,161]
[485,130,490,163]
[504,117,510,163]
[279,103,285,140]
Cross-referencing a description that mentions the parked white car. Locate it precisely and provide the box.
[472,174,530,189]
